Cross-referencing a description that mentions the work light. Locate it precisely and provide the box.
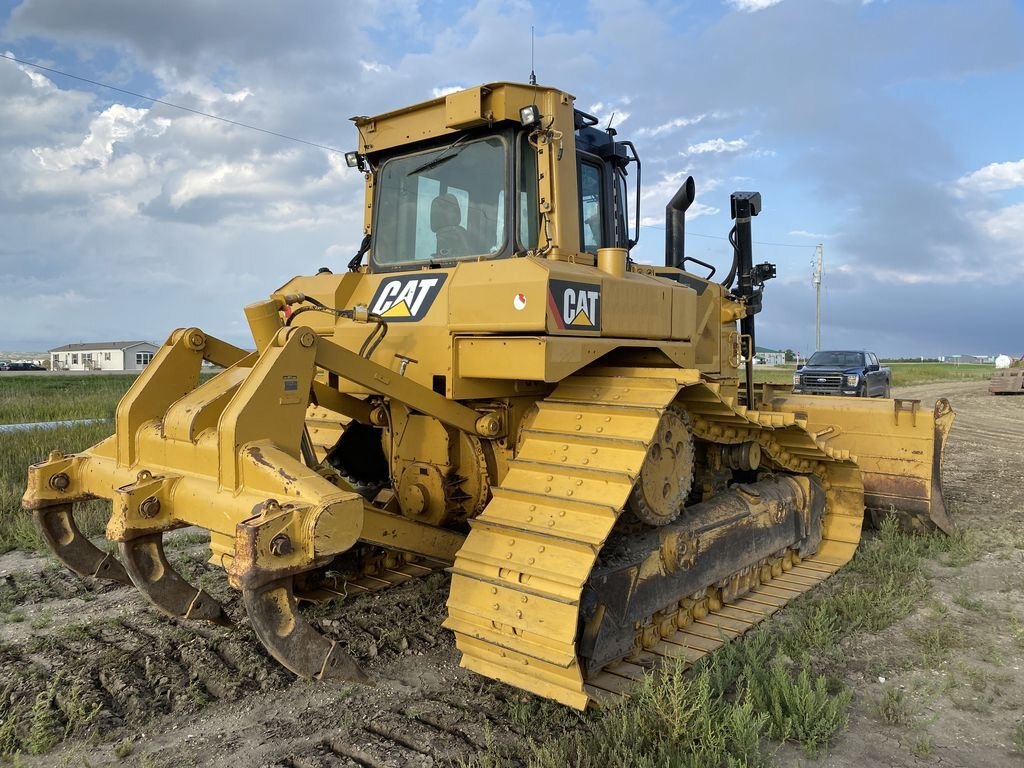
[519,105,541,126]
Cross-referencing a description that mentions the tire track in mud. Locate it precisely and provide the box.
[0,554,532,767]
[0,546,293,759]
[258,690,530,768]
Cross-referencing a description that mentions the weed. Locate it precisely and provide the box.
[113,737,134,759]
[0,685,23,755]
[29,610,52,631]
[873,687,914,725]
[26,684,60,755]
[60,679,102,740]
[911,734,933,758]
[780,603,841,656]
[921,528,981,567]
[60,623,92,642]
[907,623,959,665]
[745,656,850,757]
[953,585,984,613]
[1012,721,1024,754]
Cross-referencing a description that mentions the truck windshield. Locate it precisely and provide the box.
[372,135,509,266]
[807,351,865,367]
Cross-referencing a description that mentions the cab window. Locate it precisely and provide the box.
[579,160,604,253]
[373,135,509,266]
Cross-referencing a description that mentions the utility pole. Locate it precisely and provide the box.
[813,242,823,350]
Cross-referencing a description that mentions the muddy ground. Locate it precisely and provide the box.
[1,380,1021,767]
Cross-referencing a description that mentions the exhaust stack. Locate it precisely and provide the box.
[665,176,696,268]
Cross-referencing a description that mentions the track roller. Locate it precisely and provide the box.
[119,532,231,626]
[33,503,131,586]
[242,575,369,683]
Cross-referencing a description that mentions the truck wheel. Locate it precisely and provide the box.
[858,384,867,398]
[883,381,891,398]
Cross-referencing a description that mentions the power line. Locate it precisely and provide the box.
[0,53,346,155]
[640,221,818,250]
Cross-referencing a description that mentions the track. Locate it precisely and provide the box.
[446,367,864,708]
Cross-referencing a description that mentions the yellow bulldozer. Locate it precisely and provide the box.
[23,83,955,709]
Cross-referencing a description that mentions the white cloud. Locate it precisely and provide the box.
[726,0,784,12]
[685,137,748,155]
[431,85,462,98]
[957,158,1024,194]
[789,229,834,240]
[636,114,707,138]
[32,104,149,171]
[833,263,984,285]
[975,202,1024,244]
[359,60,391,73]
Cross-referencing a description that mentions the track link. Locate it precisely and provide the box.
[445,367,865,708]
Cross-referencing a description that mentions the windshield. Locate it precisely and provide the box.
[807,351,866,368]
[372,135,509,266]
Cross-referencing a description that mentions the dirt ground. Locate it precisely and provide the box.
[2,380,1022,767]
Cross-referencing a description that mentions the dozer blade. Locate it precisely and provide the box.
[32,503,132,586]
[767,395,955,535]
[243,575,368,683]
[119,532,231,626]
[990,369,1024,394]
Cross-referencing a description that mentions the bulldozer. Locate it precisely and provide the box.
[23,82,955,709]
[991,355,1024,394]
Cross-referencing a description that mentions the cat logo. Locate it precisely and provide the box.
[548,279,601,331]
[367,274,448,322]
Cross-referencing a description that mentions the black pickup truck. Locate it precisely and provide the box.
[792,350,891,397]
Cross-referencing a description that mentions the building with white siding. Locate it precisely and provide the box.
[49,341,159,372]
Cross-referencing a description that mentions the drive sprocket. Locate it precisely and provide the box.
[627,406,694,526]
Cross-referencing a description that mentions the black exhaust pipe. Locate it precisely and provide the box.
[665,176,696,268]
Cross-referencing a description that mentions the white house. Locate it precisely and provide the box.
[50,341,159,372]
[754,347,787,366]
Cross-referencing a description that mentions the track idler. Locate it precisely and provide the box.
[32,503,131,586]
[243,575,368,683]
[119,532,231,626]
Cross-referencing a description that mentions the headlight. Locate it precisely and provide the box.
[792,374,800,386]
[845,374,859,386]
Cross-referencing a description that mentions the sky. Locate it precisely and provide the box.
[1,0,1022,358]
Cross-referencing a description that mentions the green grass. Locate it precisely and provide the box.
[0,375,134,425]
[462,632,851,768]
[873,687,915,726]
[0,421,113,553]
[753,362,992,387]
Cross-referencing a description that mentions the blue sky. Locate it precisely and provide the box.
[1,0,1022,357]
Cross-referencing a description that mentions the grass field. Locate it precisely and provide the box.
[754,362,992,387]
[0,375,135,425]
[0,421,112,553]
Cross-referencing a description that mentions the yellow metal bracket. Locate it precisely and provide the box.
[314,337,506,438]
[107,470,184,541]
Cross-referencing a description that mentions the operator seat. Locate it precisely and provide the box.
[430,193,475,258]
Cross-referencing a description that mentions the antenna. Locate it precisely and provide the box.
[812,242,823,350]
[529,26,537,86]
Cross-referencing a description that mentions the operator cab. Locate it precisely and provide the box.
[367,109,639,272]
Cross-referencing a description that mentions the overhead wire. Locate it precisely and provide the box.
[639,221,819,250]
[0,53,346,155]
